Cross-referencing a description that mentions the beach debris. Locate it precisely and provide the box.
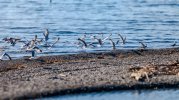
[156,60,179,75]
[129,65,157,81]
[129,60,179,81]
[59,73,66,77]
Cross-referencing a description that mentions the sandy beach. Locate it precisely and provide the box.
[1,48,179,100]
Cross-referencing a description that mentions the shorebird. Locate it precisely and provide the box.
[43,29,49,42]
[34,35,37,41]
[102,33,112,42]
[48,37,60,49]
[91,36,103,46]
[22,37,41,50]
[27,40,36,50]
[90,33,112,47]
[109,38,116,50]
[80,33,87,40]
[32,35,43,45]
[3,37,20,46]
[171,41,177,47]
[139,41,147,50]
[0,52,11,60]
[27,46,42,59]
[100,33,104,38]
[116,33,126,45]
[77,38,88,48]
[21,40,31,49]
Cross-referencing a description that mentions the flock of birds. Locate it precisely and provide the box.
[0,29,60,60]
[0,29,178,61]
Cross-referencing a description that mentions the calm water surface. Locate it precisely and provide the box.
[1,0,179,99]
[0,0,179,58]
[41,89,179,100]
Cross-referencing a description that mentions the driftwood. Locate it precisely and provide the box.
[129,60,179,81]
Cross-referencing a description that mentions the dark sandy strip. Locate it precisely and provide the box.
[1,48,179,100]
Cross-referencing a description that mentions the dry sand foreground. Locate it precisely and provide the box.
[1,48,179,100]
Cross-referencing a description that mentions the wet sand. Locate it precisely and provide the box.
[1,48,179,100]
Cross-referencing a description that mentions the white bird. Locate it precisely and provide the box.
[27,46,42,59]
[102,33,112,42]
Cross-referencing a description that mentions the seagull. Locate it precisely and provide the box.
[27,46,42,59]
[27,40,36,50]
[91,36,103,46]
[90,33,112,47]
[33,35,43,45]
[3,37,20,46]
[171,41,177,47]
[116,33,126,45]
[80,33,87,40]
[43,29,49,42]
[139,41,147,49]
[102,33,112,42]
[0,52,11,60]
[34,35,37,41]
[48,37,60,49]
[109,39,116,50]
[77,38,88,48]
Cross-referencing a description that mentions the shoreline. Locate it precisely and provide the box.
[1,48,179,100]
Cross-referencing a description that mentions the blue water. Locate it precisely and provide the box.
[41,89,179,100]
[0,0,179,58]
[1,0,179,99]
